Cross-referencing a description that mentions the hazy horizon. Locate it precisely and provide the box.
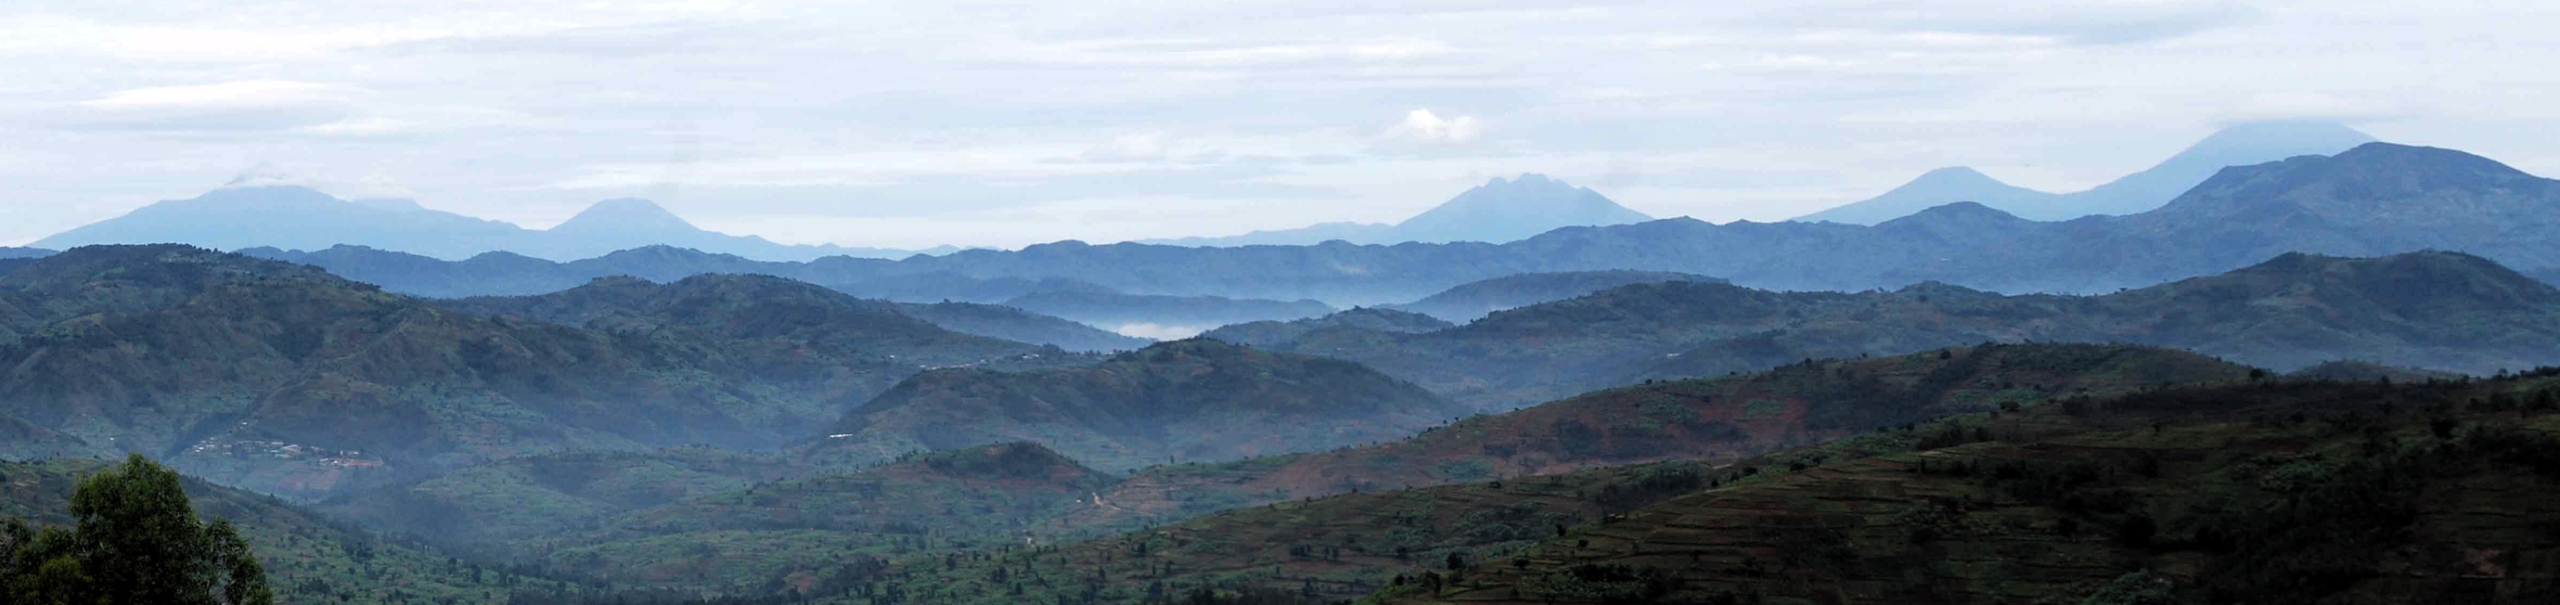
[6,1,2557,250]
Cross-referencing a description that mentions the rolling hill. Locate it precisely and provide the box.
[885,300,1153,352]
[1049,344,2248,531]
[433,273,1059,370]
[0,245,1058,498]
[2,457,570,603]
[1002,291,1336,338]
[802,339,1466,471]
[534,443,1115,592]
[813,362,2560,605]
[1397,375,2560,604]
[1199,308,1453,348]
[1248,250,2560,410]
[1383,270,1727,322]
[316,446,812,548]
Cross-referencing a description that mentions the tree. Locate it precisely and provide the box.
[2,454,274,605]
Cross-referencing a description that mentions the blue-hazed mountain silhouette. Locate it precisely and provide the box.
[1144,173,1651,246]
[31,182,919,262]
[1796,121,2377,224]
[233,143,2560,308]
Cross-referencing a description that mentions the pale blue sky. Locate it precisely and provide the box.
[4,0,2554,249]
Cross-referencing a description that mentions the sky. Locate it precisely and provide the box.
[4,0,2556,250]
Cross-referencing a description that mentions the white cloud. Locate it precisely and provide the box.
[220,162,318,190]
[64,81,372,134]
[2222,91,2406,123]
[1110,323,1205,340]
[3,0,2559,250]
[80,80,366,111]
[290,117,416,137]
[1386,109,1481,143]
[1084,132,1170,161]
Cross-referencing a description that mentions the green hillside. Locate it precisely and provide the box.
[531,443,1115,594]
[318,446,810,548]
[0,246,1057,498]
[2,457,572,604]
[1251,251,2560,410]
[1051,343,2246,532]
[805,339,1467,471]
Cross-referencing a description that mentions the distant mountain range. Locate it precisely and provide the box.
[183,143,2560,307]
[30,183,924,262]
[1796,120,2377,224]
[1143,173,1653,246]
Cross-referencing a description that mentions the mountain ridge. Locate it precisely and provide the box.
[201,141,2560,308]
[35,186,922,262]
[1797,120,2378,224]
[1144,173,1653,247]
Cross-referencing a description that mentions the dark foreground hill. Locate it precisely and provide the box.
[1247,250,2560,410]
[824,365,2560,604]
[803,339,1466,471]
[0,246,1061,498]
[1399,376,2560,605]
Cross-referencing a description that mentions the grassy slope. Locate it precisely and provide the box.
[1390,374,2560,604]
[0,246,1079,500]
[2,458,571,604]
[529,443,1116,594]
[794,370,2560,605]
[1201,308,1454,348]
[805,339,1466,472]
[887,300,1153,353]
[317,446,811,548]
[1256,251,2560,411]
[1050,344,2246,532]
[1383,270,1726,322]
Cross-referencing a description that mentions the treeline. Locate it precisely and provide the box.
[2,455,273,605]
